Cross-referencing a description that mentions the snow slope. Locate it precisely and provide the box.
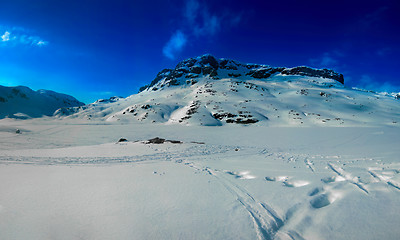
[55,55,400,127]
[0,85,84,119]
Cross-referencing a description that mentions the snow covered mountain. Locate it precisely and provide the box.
[55,54,400,127]
[2,55,400,240]
[0,85,84,119]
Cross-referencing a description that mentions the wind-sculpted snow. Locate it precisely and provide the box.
[0,142,233,165]
[1,123,400,239]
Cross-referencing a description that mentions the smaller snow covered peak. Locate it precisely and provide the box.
[139,55,344,92]
[0,85,84,119]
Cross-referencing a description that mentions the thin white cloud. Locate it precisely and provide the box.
[1,31,11,42]
[162,30,187,59]
[0,26,48,47]
[36,40,48,46]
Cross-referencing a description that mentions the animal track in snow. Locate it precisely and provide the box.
[265,176,309,187]
[310,193,334,209]
[308,186,343,209]
[328,163,369,194]
[321,175,346,183]
[265,176,288,182]
[309,187,323,196]
[283,180,310,188]
[368,168,400,191]
[225,170,256,179]
[304,158,315,172]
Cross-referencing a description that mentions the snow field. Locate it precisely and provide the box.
[1,120,400,239]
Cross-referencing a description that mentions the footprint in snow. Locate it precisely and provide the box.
[309,187,323,196]
[265,176,288,182]
[321,175,346,183]
[283,180,310,188]
[226,171,256,179]
[310,190,342,209]
[310,193,332,209]
[265,176,309,187]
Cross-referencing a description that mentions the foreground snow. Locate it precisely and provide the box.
[1,118,400,239]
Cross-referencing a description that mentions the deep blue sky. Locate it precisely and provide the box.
[0,0,399,103]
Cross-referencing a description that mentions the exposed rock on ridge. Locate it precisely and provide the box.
[140,54,344,92]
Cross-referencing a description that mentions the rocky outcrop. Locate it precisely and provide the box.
[139,54,344,92]
[94,96,123,104]
[246,67,285,79]
[281,67,344,84]
[146,137,182,144]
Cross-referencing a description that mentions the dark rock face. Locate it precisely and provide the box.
[220,59,240,70]
[139,54,344,92]
[246,67,285,79]
[176,58,197,69]
[198,54,219,70]
[150,69,172,85]
[145,55,222,91]
[228,73,242,77]
[281,67,344,84]
[190,66,202,74]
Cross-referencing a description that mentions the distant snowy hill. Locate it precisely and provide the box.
[0,85,84,119]
[55,54,400,126]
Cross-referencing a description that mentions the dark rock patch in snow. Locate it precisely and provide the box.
[146,137,182,144]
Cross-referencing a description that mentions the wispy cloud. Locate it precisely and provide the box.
[163,30,187,59]
[376,47,392,57]
[309,52,344,68]
[1,31,12,42]
[184,0,200,26]
[162,0,241,59]
[185,0,220,37]
[310,53,337,67]
[360,6,389,29]
[354,74,400,93]
[0,26,48,47]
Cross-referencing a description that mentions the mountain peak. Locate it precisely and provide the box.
[140,55,344,92]
[0,85,84,119]
[55,55,400,127]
